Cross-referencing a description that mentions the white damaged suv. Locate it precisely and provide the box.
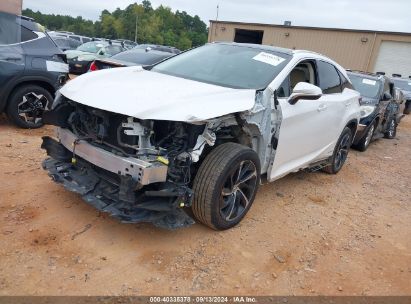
[41,42,361,230]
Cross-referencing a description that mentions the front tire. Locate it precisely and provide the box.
[322,127,352,174]
[192,143,261,230]
[6,85,53,129]
[353,122,375,152]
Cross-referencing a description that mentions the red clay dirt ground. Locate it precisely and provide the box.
[0,114,410,296]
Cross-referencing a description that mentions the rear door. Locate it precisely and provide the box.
[314,60,348,150]
[0,13,25,108]
[269,60,355,181]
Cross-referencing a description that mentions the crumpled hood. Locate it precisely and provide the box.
[60,66,257,122]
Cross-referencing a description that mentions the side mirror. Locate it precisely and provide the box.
[382,92,392,101]
[288,82,323,105]
[98,49,105,56]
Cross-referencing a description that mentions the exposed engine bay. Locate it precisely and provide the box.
[41,95,276,229]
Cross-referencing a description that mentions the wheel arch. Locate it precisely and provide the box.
[0,77,57,113]
[345,119,358,139]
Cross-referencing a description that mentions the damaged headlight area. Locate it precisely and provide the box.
[40,99,218,229]
[359,105,376,118]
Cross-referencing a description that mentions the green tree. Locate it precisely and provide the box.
[22,0,208,50]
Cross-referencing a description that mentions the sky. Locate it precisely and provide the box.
[23,0,411,33]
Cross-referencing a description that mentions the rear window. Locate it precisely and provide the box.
[392,79,411,91]
[112,50,171,65]
[20,26,38,42]
[77,41,105,53]
[0,12,40,45]
[106,45,123,56]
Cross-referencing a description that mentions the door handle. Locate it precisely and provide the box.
[345,101,352,107]
[317,104,328,112]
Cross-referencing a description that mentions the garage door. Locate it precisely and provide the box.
[373,41,411,77]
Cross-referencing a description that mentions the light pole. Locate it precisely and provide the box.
[134,15,138,43]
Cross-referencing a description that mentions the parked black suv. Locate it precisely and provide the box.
[347,71,400,151]
[0,13,68,128]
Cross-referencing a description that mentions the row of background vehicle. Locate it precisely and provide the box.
[347,71,404,152]
[0,13,69,129]
[0,14,182,129]
[1,14,409,131]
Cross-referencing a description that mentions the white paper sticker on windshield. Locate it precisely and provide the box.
[46,61,69,73]
[362,79,376,86]
[253,52,285,67]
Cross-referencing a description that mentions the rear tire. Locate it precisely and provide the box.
[404,101,410,115]
[192,143,261,230]
[352,122,375,152]
[384,116,397,139]
[322,127,352,174]
[6,85,53,129]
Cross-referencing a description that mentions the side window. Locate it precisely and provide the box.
[20,26,38,42]
[279,60,318,97]
[337,70,353,91]
[69,35,81,41]
[0,12,19,45]
[69,39,80,49]
[106,45,122,56]
[317,61,342,94]
[278,76,290,98]
[82,37,91,43]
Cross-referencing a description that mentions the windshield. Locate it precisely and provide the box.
[392,79,411,91]
[112,50,172,65]
[151,44,292,89]
[349,74,381,99]
[77,42,104,53]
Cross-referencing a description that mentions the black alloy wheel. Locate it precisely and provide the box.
[192,143,261,230]
[220,160,258,222]
[322,127,352,174]
[7,85,53,129]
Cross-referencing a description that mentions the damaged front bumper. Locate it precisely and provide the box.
[56,127,168,185]
[41,131,195,229]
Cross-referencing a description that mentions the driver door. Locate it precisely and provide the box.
[269,61,332,181]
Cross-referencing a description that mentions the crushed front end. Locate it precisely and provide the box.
[41,97,212,229]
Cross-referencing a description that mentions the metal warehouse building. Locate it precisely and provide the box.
[208,20,411,77]
[0,0,22,15]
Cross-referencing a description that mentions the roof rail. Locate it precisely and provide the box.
[18,15,35,22]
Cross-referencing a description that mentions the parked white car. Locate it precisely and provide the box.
[41,43,361,230]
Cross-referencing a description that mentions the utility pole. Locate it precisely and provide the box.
[134,15,138,43]
[214,5,219,37]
